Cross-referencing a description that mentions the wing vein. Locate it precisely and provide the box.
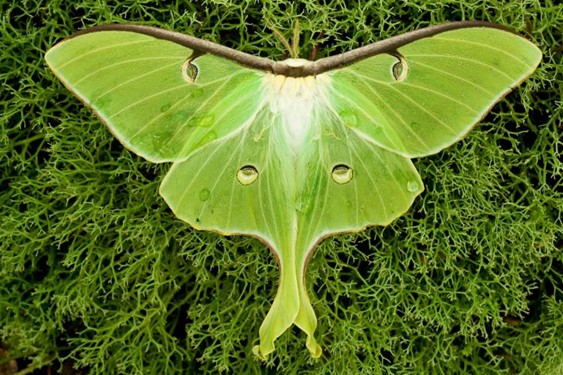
[406,54,514,80]
[432,36,534,67]
[412,61,497,96]
[341,123,360,225]
[332,80,430,149]
[126,72,241,142]
[348,70,476,132]
[262,117,282,250]
[398,82,481,114]
[175,138,226,210]
[73,57,182,86]
[350,141,389,220]
[57,40,157,69]
[303,126,330,247]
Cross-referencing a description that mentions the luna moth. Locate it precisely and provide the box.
[45,20,541,359]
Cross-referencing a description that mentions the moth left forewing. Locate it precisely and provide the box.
[45,30,267,163]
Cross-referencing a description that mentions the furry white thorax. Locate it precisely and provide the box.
[262,59,330,153]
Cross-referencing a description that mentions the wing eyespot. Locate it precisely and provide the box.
[331,164,353,184]
[391,53,408,82]
[237,165,259,185]
[182,58,199,83]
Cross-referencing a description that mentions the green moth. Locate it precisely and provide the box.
[45,21,541,359]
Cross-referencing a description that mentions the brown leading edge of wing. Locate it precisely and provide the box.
[67,23,277,72]
[66,21,515,77]
[302,21,515,76]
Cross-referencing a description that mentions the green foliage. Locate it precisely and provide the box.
[1,0,561,373]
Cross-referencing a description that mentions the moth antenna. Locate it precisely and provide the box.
[308,31,324,61]
[291,19,300,59]
[267,20,296,59]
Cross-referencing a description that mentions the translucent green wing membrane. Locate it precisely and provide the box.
[46,31,264,162]
[328,28,542,157]
[45,23,541,359]
[160,102,423,358]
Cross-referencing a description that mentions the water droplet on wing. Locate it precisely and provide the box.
[191,88,204,98]
[407,180,419,192]
[338,110,358,127]
[194,131,217,149]
[331,164,353,184]
[296,194,312,213]
[236,165,258,185]
[194,114,214,127]
[199,188,210,201]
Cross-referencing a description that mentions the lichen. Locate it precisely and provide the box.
[1,0,561,373]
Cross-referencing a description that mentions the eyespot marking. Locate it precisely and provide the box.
[182,58,198,83]
[237,165,259,185]
[391,53,408,81]
[331,164,353,184]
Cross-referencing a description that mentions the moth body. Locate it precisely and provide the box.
[263,61,330,153]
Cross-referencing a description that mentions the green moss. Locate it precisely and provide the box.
[1,0,561,373]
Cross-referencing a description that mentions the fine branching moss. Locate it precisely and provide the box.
[1,0,562,374]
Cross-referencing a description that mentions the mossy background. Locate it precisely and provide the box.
[1,0,561,373]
